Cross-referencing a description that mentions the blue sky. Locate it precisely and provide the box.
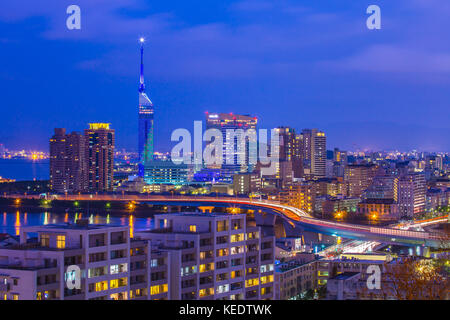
[0,0,449,152]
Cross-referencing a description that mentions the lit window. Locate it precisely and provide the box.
[56,235,66,249]
[189,225,197,232]
[150,284,168,295]
[245,278,259,287]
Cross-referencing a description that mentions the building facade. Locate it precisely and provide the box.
[205,112,258,174]
[0,221,171,300]
[49,128,86,193]
[84,123,115,192]
[394,173,426,218]
[344,164,378,198]
[136,213,275,300]
[300,129,326,179]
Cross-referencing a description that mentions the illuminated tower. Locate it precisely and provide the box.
[138,38,154,176]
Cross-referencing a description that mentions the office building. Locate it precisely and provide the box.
[394,173,426,218]
[144,160,189,185]
[232,173,261,195]
[300,129,326,179]
[275,127,303,178]
[205,112,257,173]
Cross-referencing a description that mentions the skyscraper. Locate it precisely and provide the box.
[49,128,86,193]
[275,127,303,179]
[84,123,115,192]
[394,173,426,218]
[138,38,154,175]
[301,129,326,179]
[49,128,68,193]
[205,112,257,173]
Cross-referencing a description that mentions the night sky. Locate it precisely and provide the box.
[0,0,449,152]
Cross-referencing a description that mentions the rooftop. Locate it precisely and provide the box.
[23,222,127,232]
[359,198,396,205]
[330,272,360,280]
[156,212,245,218]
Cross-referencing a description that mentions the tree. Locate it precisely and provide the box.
[381,256,449,300]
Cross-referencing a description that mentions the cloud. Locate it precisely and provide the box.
[320,45,450,79]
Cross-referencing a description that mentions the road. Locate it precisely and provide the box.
[5,194,449,247]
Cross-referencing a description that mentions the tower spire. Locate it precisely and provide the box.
[139,38,145,93]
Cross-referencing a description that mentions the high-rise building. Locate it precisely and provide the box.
[49,128,68,193]
[344,164,378,198]
[138,39,155,175]
[275,127,303,179]
[84,123,115,192]
[205,112,257,173]
[66,131,87,192]
[293,134,304,178]
[394,173,426,218]
[332,148,347,178]
[49,128,86,193]
[300,129,326,179]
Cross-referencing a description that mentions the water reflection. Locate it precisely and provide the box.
[0,211,155,236]
[15,211,20,236]
[43,212,49,225]
[129,215,134,239]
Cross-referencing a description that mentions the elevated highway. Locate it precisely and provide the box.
[6,194,449,248]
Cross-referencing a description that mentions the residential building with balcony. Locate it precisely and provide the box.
[135,212,275,300]
[0,220,169,300]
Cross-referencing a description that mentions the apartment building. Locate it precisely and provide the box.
[274,253,392,300]
[315,254,390,289]
[135,212,275,300]
[344,164,378,198]
[274,257,317,300]
[0,220,169,300]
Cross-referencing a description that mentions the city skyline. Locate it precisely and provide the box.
[0,1,449,304]
[1,0,450,152]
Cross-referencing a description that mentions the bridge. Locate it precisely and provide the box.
[5,194,449,248]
